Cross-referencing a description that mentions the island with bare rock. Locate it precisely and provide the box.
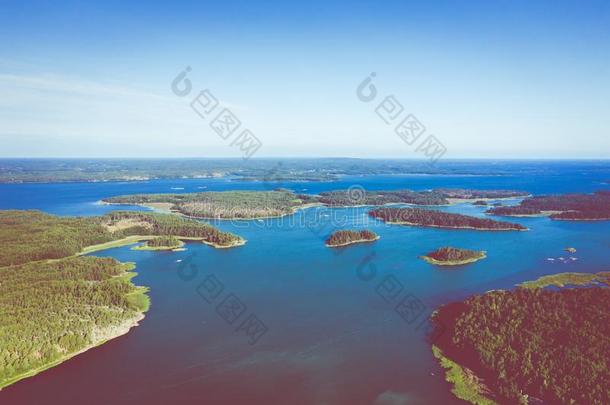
[421,247,486,266]
[325,229,379,247]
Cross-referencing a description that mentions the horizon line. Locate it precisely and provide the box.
[1,156,610,161]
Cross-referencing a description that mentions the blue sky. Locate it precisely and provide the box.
[1,0,609,158]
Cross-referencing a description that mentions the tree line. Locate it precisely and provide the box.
[432,286,610,404]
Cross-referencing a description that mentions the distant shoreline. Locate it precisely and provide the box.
[381,221,528,231]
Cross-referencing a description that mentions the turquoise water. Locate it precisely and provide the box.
[1,161,609,404]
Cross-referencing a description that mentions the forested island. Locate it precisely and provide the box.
[318,189,449,206]
[0,209,245,390]
[430,274,610,405]
[433,188,529,201]
[486,191,610,220]
[421,247,486,266]
[325,230,379,247]
[104,188,531,220]
[369,208,526,231]
[104,190,319,219]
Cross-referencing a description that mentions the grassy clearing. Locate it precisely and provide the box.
[518,271,610,289]
[432,346,497,405]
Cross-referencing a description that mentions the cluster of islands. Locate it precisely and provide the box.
[1,185,609,404]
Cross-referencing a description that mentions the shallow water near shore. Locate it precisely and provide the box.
[1,161,609,404]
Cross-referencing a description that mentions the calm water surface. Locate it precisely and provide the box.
[1,161,609,404]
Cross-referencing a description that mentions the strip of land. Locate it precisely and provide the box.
[0,209,245,390]
[486,191,610,220]
[517,271,610,289]
[369,207,527,231]
[103,188,531,219]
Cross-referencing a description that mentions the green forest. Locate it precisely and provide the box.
[103,211,243,246]
[0,209,244,389]
[317,190,448,206]
[0,256,149,389]
[432,285,610,404]
[422,247,486,265]
[145,235,182,248]
[487,191,610,220]
[369,208,526,230]
[104,188,532,218]
[0,210,243,267]
[104,190,316,219]
[325,229,378,246]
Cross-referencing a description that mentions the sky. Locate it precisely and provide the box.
[0,0,609,158]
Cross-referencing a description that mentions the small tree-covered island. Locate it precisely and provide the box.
[421,247,486,266]
[369,207,527,231]
[0,209,245,390]
[325,230,379,247]
[430,272,610,405]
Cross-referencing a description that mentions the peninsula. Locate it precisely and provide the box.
[0,209,244,390]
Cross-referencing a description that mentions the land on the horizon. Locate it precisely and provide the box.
[2,158,609,184]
